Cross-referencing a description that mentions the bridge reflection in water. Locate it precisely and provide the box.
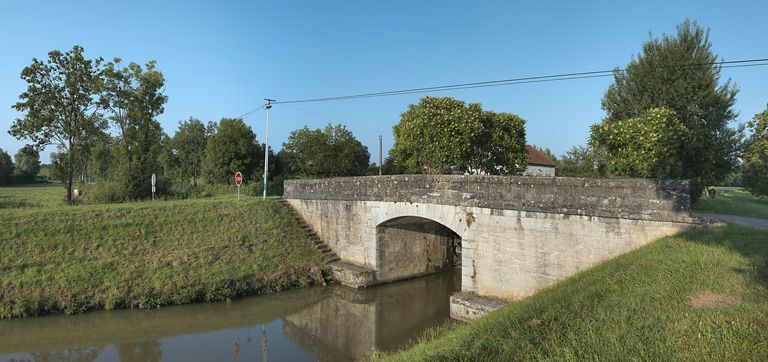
[0,270,460,362]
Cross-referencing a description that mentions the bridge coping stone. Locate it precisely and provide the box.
[285,175,693,224]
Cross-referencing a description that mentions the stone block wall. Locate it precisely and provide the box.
[284,175,693,223]
[284,175,696,299]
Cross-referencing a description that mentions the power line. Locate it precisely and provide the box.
[271,58,768,105]
[234,104,267,120]
[279,103,385,135]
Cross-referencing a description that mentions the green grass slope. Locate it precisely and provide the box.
[386,225,768,361]
[694,187,768,220]
[0,191,326,318]
[0,184,66,208]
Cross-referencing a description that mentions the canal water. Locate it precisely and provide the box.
[0,270,460,362]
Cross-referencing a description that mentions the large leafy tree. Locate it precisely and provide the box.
[169,118,209,187]
[741,105,768,197]
[101,60,168,198]
[280,124,370,178]
[0,148,14,185]
[591,108,687,177]
[556,145,608,178]
[9,45,106,202]
[595,19,740,199]
[391,96,527,175]
[202,118,262,184]
[13,145,41,182]
[88,137,117,181]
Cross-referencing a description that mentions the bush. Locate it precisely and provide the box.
[82,181,130,204]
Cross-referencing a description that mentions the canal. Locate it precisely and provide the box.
[0,270,460,361]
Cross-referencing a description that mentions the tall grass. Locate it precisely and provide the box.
[385,225,768,361]
[0,188,326,318]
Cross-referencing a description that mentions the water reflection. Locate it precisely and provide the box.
[0,270,459,362]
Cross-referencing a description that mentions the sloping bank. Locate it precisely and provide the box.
[0,198,327,318]
[384,225,768,361]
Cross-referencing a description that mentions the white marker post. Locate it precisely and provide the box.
[151,173,156,201]
[235,171,243,200]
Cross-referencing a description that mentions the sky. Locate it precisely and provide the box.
[1,0,766,163]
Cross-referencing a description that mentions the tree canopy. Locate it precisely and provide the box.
[101,60,168,198]
[0,148,13,185]
[167,118,210,188]
[741,105,768,197]
[9,45,106,202]
[591,108,687,177]
[594,19,740,199]
[280,124,370,178]
[13,145,41,182]
[555,145,608,178]
[202,118,262,185]
[390,96,527,175]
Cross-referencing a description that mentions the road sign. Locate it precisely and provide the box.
[151,173,157,201]
[235,171,243,200]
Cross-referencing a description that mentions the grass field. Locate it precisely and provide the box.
[0,184,326,318]
[694,187,768,220]
[385,225,768,361]
[0,184,68,208]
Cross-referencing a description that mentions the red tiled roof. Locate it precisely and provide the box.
[525,145,556,167]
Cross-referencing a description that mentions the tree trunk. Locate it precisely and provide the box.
[66,173,73,204]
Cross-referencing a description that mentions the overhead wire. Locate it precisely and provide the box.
[270,58,768,105]
[279,104,385,135]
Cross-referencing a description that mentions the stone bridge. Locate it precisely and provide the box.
[283,175,697,320]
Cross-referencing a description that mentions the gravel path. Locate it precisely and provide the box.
[693,212,768,230]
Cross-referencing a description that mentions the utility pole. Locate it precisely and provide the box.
[263,99,274,199]
[378,135,383,176]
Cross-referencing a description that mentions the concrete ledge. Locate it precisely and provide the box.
[449,292,508,321]
[330,262,377,288]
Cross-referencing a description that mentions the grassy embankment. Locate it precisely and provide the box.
[386,225,768,361]
[694,187,768,220]
[0,184,327,318]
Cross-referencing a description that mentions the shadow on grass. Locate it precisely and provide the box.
[687,224,768,289]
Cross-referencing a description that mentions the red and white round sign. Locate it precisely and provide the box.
[235,171,243,186]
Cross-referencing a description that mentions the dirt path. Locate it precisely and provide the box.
[693,212,768,230]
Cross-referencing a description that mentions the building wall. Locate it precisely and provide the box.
[523,164,555,177]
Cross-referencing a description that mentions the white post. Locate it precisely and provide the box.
[263,99,273,199]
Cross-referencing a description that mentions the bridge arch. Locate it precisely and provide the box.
[374,215,462,283]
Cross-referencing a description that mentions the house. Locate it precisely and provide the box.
[523,144,556,177]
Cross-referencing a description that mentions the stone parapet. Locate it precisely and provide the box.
[285,175,694,224]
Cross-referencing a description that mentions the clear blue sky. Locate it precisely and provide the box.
[1,0,766,163]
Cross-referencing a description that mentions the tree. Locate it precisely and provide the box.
[9,45,106,203]
[0,148,13,185]
[532,146,557,165]
[741,106,768,197]
[88,138,117,181]
[13,145,41,182]
[556,145,608,178]
[591,108,687,177]
[101,60,168,198]
[596,19,740,199]
[280,124,370,178]
[390,96,527,175]
[202,118,262,184]
[170,118,208,187]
